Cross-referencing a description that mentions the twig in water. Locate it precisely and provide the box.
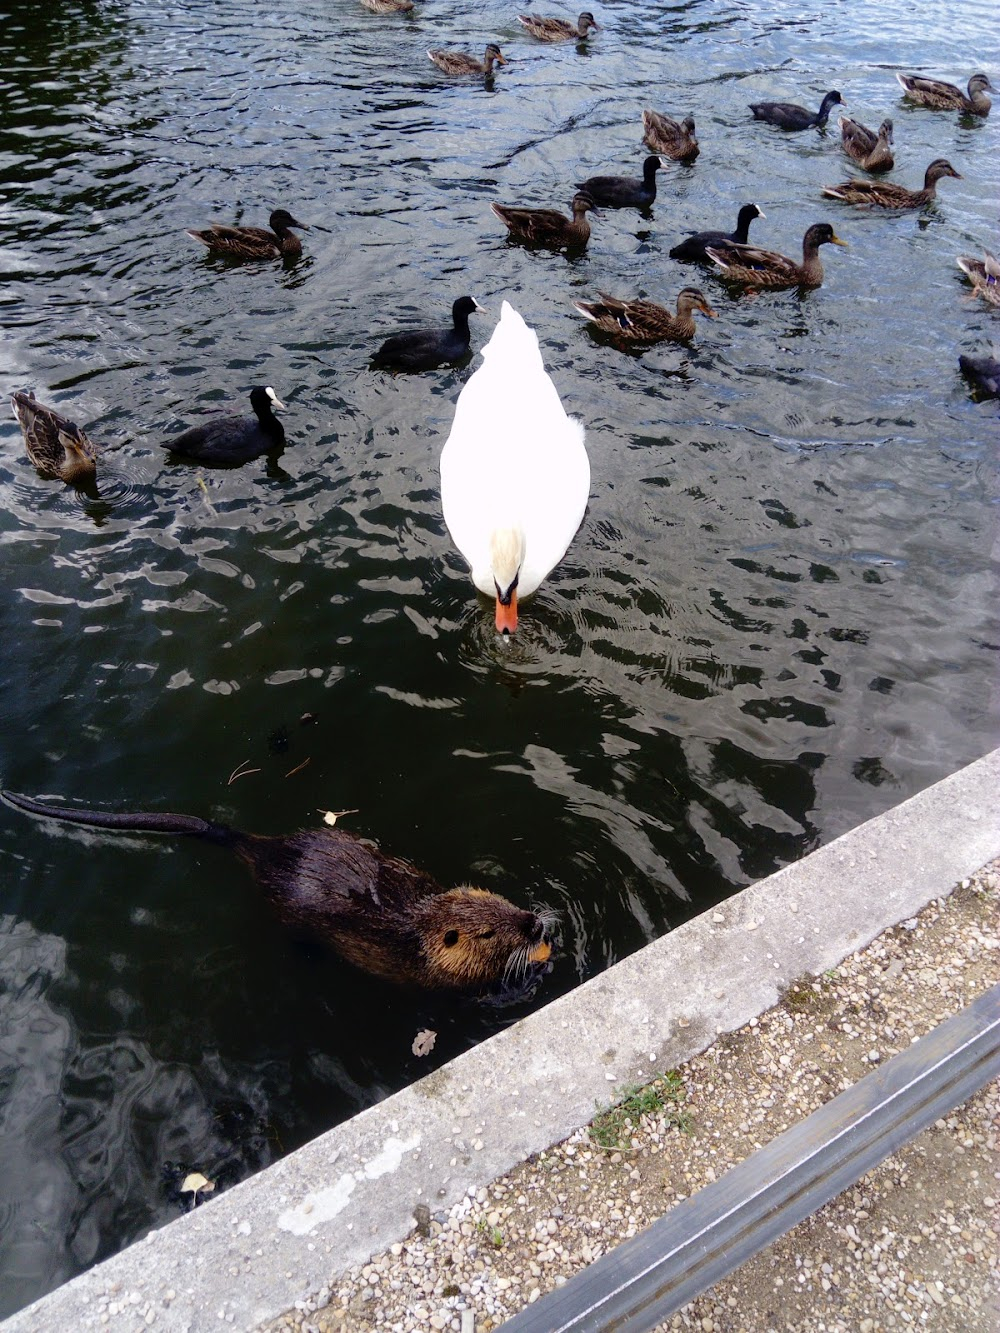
[227,760,261,785]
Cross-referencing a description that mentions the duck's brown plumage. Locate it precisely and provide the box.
[492,192,596,248]
[821,158,961,209]
[839,115,894,172]
[956,251,1000,287]
[186,208,309,260]
[428,43,506,75]
[360,0,414,13]
[574,287,717,343]
[896,72,994,116]
[642,110,699,162]
[706,222,847,290]
[517,11,598,42]
[10,391,98,483]
[957,252,1000,309]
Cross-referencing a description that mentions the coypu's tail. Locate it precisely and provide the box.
[0,789,234,845]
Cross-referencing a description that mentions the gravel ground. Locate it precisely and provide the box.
[263,861,1000,1333]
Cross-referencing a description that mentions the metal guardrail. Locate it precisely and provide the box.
[502,982,1000,1332]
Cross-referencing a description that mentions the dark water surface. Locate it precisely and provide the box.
[0,0,997,1312]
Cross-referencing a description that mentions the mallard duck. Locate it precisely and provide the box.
[641,110,699,162]
[517,11,598,42]
[164,387,286,464]
[749,89,844,130]
[821,158,961,209]
[360,0,414,13]
[576,155,666,209]
[492,192,596,249]
[669,203,766,263]
[10,391,98,483]
[968,282,1000,309]
[440,301,590,634]
[956,250,1000,287]
[574,287,717,344]
[839,115,894,172]
[372,296,484,372]
[428,43,507,76]
[959,354,1000,399]
[706,222,847,290]
[958,252,1000,309]
[896,72,994,116]
[186,209,309,260]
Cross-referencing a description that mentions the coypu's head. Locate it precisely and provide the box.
[416,888,554,992]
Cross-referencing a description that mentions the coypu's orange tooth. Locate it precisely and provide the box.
[529,939,552,964]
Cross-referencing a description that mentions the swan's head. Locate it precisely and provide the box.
[490,527,526,634]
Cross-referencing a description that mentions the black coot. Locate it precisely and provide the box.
[575,155,667,209]
[669,203,766,263]
[164,386,286,464]
[749,90,844,130]
[372,296,484,372]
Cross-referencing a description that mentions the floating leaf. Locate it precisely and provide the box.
[412,1029,436,1057]
[320,808,359,826]
[180,1171,215,1196]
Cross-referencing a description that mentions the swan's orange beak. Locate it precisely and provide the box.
[495,589,518,634]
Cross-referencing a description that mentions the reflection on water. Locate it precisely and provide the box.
[0,0,997,1314]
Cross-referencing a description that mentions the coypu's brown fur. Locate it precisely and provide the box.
[1,791,552,992]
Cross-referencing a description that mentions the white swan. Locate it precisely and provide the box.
[440,301,590,632]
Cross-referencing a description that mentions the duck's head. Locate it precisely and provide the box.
[925,158,962,185]
[804,222,847,252]
[490,527,526,634]
[484,43,507,66]
[269,209,309,234]
[677,287,717,319]
[57,423,97,481]
[878,118,894,142]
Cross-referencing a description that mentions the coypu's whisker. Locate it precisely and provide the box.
[534,906,560,935]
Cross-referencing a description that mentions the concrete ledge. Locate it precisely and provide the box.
[6,747,1000,1332]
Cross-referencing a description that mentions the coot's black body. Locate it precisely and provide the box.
[575,155,666,209]
[164,386,285,464]
[372,296,482,371]
[669,203,766,263]
[749,90,844,130]
[959,354,1000,399]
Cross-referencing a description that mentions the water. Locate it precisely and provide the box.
[0,0,996,1313]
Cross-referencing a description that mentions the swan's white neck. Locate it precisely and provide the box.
[489,526,526,597]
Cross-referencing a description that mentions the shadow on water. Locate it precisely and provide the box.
[0,0,998,1314]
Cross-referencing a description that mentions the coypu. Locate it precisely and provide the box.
[1,790,553,993]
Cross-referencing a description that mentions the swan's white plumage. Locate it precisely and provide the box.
[440,302,590,608]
